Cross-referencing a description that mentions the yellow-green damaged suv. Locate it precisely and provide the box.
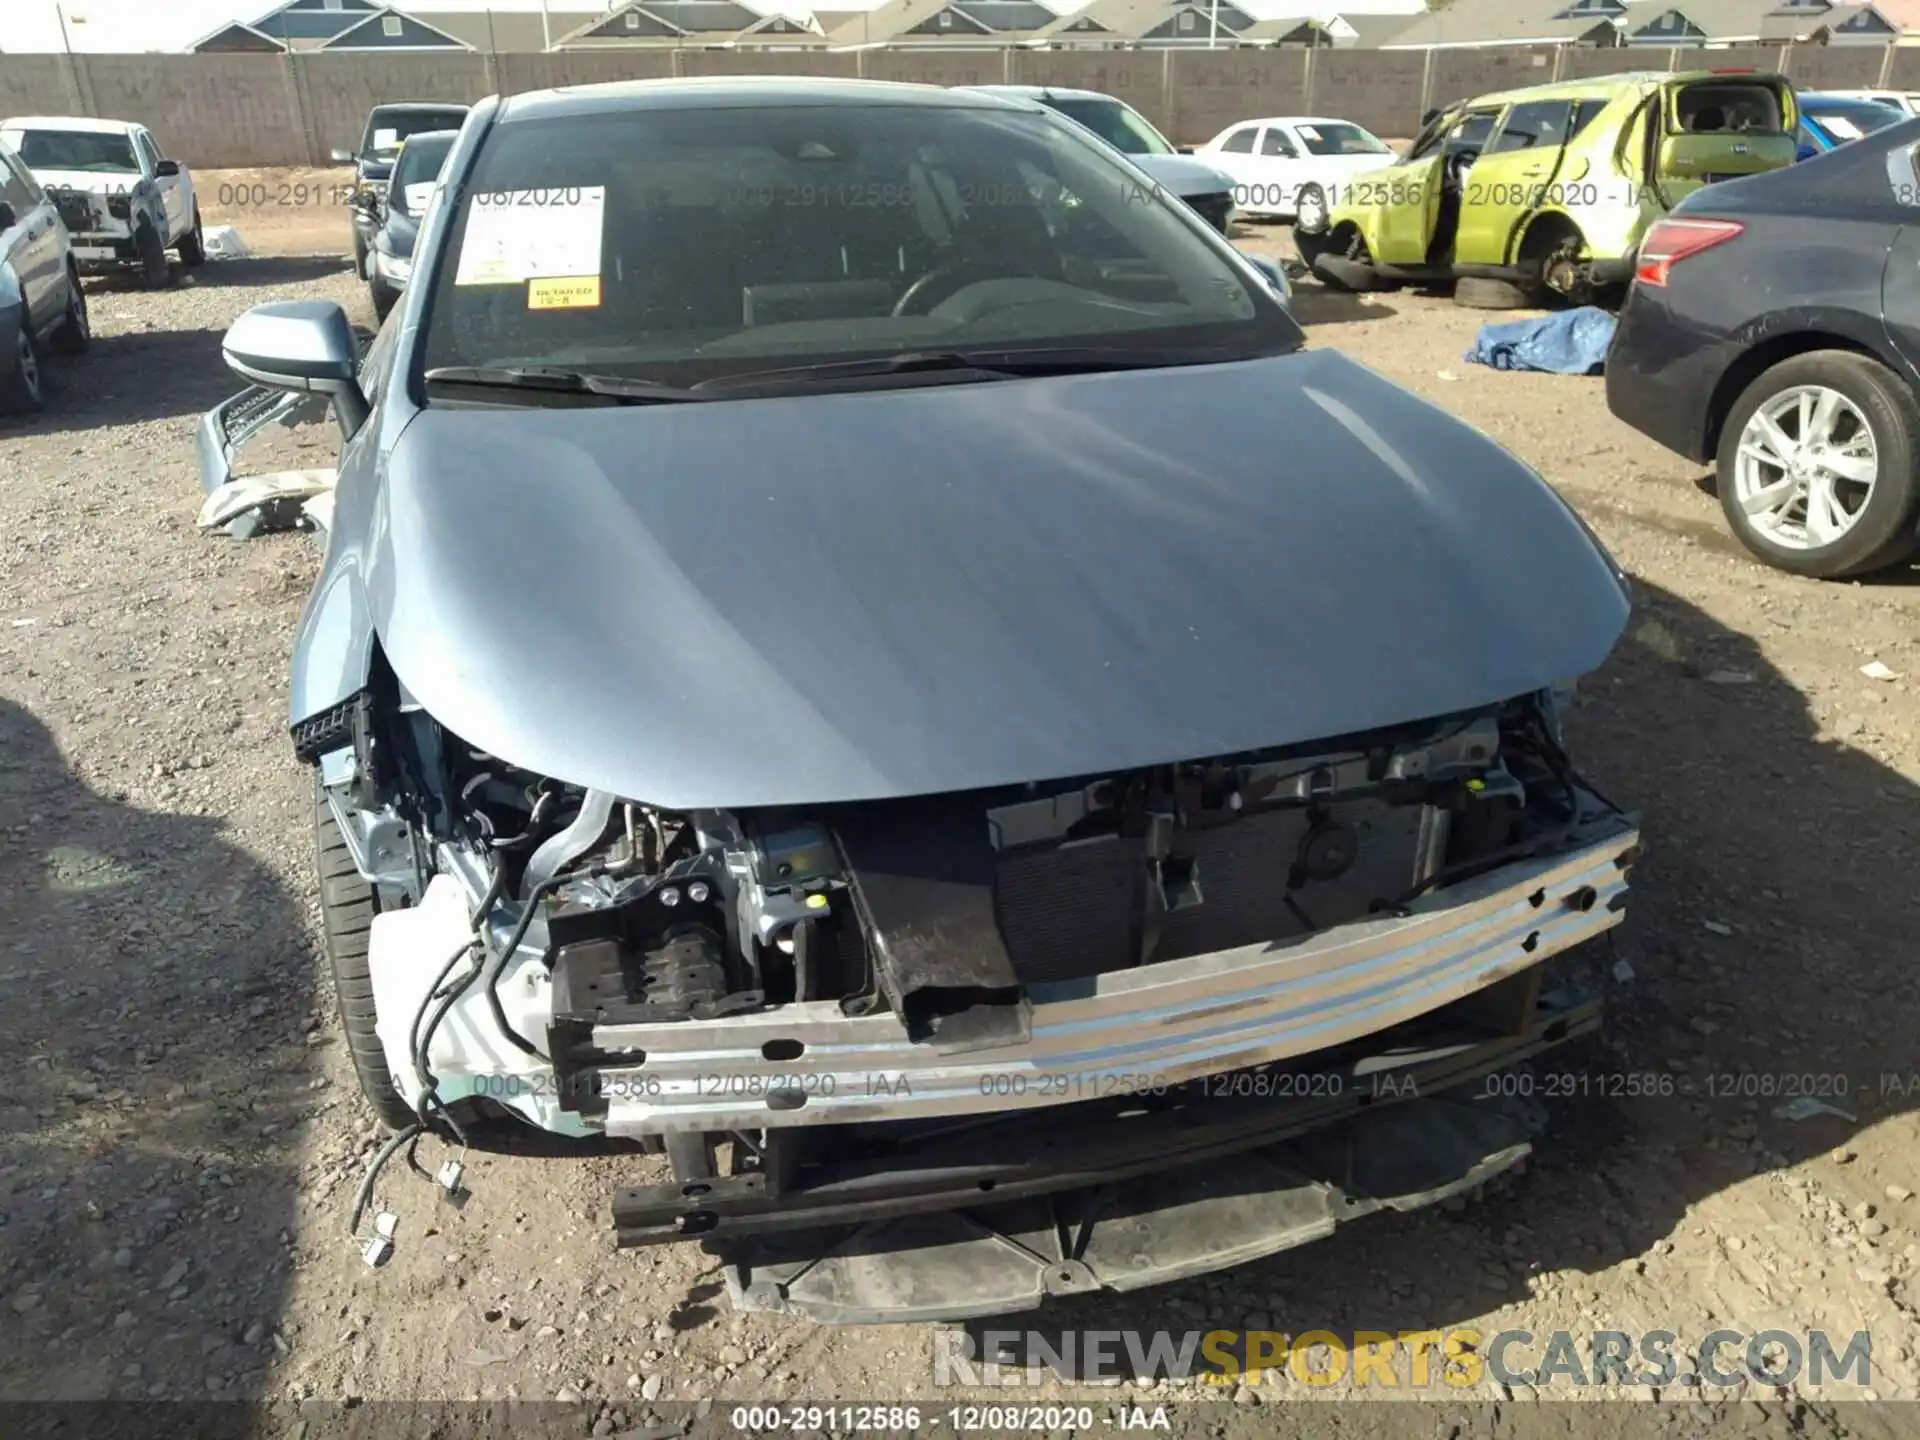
[1292,71,1799,309]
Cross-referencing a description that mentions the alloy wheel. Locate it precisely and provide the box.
[1733,384,1878,551]
[17,333,40,402]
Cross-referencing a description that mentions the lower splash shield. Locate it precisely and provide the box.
[622,988,1600,1324]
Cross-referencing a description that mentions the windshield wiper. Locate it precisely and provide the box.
[422,365,711,406]
[692,346,1232,392]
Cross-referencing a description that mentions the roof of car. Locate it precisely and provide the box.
[1455,70,1780,109]
[1223,117,1368,130]
[0,116,142,135]
[1799,92,1905,106]
[966,85,1124,105]
[499,75,1027,125]
[369,102,472,115]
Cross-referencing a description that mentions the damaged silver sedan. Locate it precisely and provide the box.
[201,76,1639,1323]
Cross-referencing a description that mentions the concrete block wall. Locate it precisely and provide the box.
[0,43,1905,168]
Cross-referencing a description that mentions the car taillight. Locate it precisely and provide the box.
[1634,218,1744,286]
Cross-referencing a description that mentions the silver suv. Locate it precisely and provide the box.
[0,139,89,415]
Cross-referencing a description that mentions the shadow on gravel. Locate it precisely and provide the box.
[1286,283,1397,328]
[82,257,349,296]
[0,699,312,1403]
[985,572,1920,1408]
[33,327,237,435]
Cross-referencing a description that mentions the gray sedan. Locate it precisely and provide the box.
[201,76,1638,1320]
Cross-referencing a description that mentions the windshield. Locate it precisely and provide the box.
[1293,122,1391,157]
[1803,99,1905,143]
[389,133,456,215]
[417,102,1299,391]
[363,109,468,158]
[10,129,137,173]
[1039,97,1175,157]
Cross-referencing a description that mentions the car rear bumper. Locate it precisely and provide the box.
[1605,290,1718,463]
[588,813,1638,1136]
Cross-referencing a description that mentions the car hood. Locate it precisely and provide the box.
[370,349,1628,810]
[378,209,419,256]
[1131,152,1237,197]
[26,169,142,196]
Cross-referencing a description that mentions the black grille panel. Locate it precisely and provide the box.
[993,800,1426,987]
[1185,191,1233,234]
[50,190,95,233]
[996,837,1140,985]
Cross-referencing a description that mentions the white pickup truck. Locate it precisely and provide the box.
[0,116,203,287]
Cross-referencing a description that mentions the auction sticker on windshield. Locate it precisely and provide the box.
[453,186,605,287]
[528,276,602,310]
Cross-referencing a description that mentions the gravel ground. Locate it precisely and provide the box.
[0,212,1917,1437]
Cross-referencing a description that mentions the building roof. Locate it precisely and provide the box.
[1032,0,1252,41]
[187,19,289,51]
[249,0,379,43]
[824,0,1003,45]
[320,6,477,47]
[424,9,605,50]
[556,0,768,43]
[1382,0,1624,48]
[1337,11,1419,44]
[1618,0,1874,42]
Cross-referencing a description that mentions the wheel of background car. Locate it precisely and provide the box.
[313,776,418,1131]
[1294,183,1329,235]
[0,324,44,415]
[49,270,89,357]
[178,206,206,267]
[370,277,399,323]
[136,221,171,289]
[1453,276,1530,311]
[1716,351,1920,580]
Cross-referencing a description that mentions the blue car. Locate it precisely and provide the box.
[1795,92,1908,159]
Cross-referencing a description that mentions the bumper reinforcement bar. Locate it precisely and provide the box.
[616,990,1600,1322]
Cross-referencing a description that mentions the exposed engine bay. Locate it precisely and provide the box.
[311,670,1636,1315]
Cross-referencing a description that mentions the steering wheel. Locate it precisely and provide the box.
[891,262,1038,317]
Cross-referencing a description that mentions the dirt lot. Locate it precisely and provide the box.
[1,203,1918,1437]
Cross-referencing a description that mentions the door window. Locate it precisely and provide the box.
[1221,126,1257,154]
[1447,111,1501,156]
[1568,99,1610,140]
[1259,128,1299,158]
[133,132,161,175]
[1484,100,1575,155]
[0,154,36,217]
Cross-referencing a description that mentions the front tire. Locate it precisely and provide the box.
[0,322,45,415]
[315,779,417,1131]
[1716,351,1920,580]
[177,206,206,267]
[50,271,90,356]
[136,221,172,289]
[369,277,399,322]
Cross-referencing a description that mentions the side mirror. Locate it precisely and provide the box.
[222,300,368,436]
[1176,145,1195,155]
[0,202,15,232]
[330,148,355,165]
[1795,141,1817,162]
[154,159,180,178]
[1236,249,1291,304]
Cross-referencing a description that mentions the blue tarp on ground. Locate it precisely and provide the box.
[1464,306,1617,375]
